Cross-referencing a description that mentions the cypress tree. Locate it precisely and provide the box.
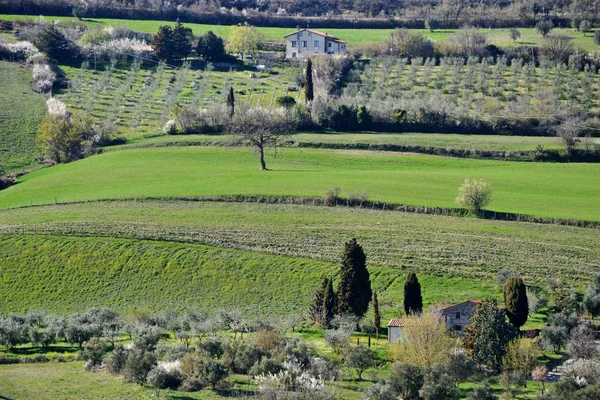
[372,291,381,339]
[337,238,372,317]
[226,87,235,117]
[305,58,314,103]
[403,272,423,315]
[503,276,528,330]
[322,278,336,328]
[309,277,329,325]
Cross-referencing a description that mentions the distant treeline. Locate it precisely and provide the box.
[0,0,589,29]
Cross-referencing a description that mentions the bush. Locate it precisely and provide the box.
[324,187,341,206]
[539,35,576,64]
[81,337,105,366]
[33,25,78,61]
[276,95,296,109]
[147,367,167,395]
[38,113,95,163]
[388,362,424,399]
[255,328,284,353]
[105,344,128,374]
[455,178,491,214]
[123,348,156,385]
[249,357,283,377]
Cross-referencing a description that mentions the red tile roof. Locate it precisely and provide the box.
[388,318,407,327]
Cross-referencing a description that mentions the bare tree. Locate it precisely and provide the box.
[227,107,294,170]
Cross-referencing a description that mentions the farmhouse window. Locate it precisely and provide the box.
[292,52,296,58]
[456,312,461,319]
[328,42,332,48]
[291,41,297,48]
[454,325,462,331]
[302,41,307,48]
[314,40,319,48]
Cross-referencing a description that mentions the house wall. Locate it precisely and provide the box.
[286,31,326,58]
[388,326,403,343]
[438,302,478,335]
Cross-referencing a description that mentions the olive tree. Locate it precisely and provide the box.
[455,178,492,214]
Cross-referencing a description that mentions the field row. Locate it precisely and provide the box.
[0,148,597,221]
[1,201,598,285]
[3,14,600,50]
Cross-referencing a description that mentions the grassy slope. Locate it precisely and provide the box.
[1,201,598,284]
[114,132,563,152]
[0,148,598,220]
[3,14,600,49]
[0,233,496,318]
[0,61,45,172]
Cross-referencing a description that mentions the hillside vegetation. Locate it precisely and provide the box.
[0,148,598,221]
[0,61,45,172]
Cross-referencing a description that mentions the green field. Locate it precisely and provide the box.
[3,14,600,50]
[0,61,45,173]
[0,148,598,220]
[1,201,598,285]
[114,132,562,152]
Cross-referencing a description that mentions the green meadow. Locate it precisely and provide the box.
[0,148,598,221]
[0,61,45,172]
[3,14,600,50]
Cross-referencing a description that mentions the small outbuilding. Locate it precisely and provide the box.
[387,318,408,343]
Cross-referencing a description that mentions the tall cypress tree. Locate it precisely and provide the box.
[503,276,528,330]
[337,238,372,317]
[322,278,336,328]
[304,58,314,104]
[372,291,381,339]
[403,272,423,315]
[309,277,329,325]
[226,87,235,117]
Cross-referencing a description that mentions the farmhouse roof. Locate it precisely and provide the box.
[388,318,408,327]
[437,299,482,312]
[283,28,347,43]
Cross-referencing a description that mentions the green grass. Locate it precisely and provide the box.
[0,61,45,173]
[0,233,496,319]
[1,201,598,286]
[0,147,598,221]
[113,132,563,152]
[3,14,600,49]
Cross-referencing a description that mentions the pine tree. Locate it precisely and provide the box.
[226,87,235,118]
[309,277,329,325]
[372,291,381,339]
[337,238,372,317]
[322,278,336,328]
[172,19,192,60]
[305,58,314,103]
[503,276,528,330]
[152,25,175,61]
[196,31,225,61]
[404,272,423,315]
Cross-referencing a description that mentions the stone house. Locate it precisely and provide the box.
[435,299,481,336]
[387,318,409,343]
[284,28,347,59]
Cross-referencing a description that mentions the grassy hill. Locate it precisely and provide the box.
[0,61,45,173]
[1,200,598,287]
[0,147,598,220]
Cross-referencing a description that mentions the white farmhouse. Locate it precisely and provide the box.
[284,28,347,59]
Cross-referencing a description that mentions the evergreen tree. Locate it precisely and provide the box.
[404,272,423,315]
[464,299,517,373]
[305,58,314,103]
[226,87,235,118]
[337,238,372,317]
[196,31,225,61]
[33,25,76,61]
[309,277,329,325]
[172,19,192,60]
[372,291,381,339]
[582,274,600,320]
[152,25,175,61]
[503,276,528,330]
[322,278,336,328]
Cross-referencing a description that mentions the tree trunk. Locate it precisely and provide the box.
[259,146,267,170]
